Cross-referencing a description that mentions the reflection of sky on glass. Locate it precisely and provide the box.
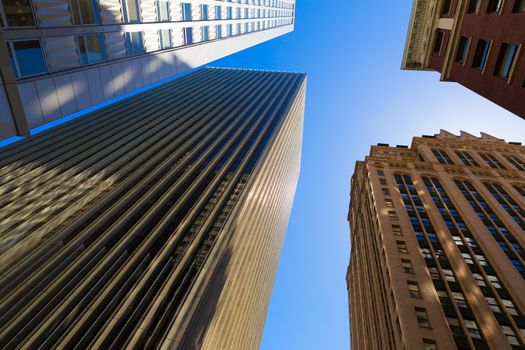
[13,41,46,77]
[210,1,525,349]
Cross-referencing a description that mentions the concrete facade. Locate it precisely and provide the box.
[348,130,525,350]
[0,0,295,140]
[0,67,306,349]
[402,0,525,119]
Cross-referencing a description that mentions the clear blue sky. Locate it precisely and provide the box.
[212,1,525,349]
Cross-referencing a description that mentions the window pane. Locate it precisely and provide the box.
[182,3,191,21]
[433,31,444,54]
[201,26,209,41]
[12,40,46,77]
[514,0,525,12]
[72,0,99,24]
[84,34,104,63]
[455,37,470,64]
[472,40,490,70]
[201,4,208,19]
[159,29,171,49]
[124,0,140,22]
[494,44,519,79]
[157,1,170,21]
[2,0,35,26]
[126,32,144,55]
[183,27,193,45]
[467,0,479,13]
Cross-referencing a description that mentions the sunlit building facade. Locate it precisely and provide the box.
[402,0,525,119]
[348,130,525,350]
[0,0,295,140]
[0,68,306,349]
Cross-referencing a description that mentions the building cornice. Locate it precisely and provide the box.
[401,0,439,70]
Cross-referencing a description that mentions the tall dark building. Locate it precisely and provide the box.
[402,0,525,119]
[348,131,525,350]
[0,67,306,349]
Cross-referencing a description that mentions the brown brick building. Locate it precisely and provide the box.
[402,0,525,119]
[347,130,525,350]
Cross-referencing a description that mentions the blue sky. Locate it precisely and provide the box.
[211,1,525,349]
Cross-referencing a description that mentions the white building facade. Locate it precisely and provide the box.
[0,0,295,140]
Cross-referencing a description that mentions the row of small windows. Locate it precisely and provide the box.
[0,0,293,27]
[431,148,525,170]
[6,19,291,78]
[467,0,525,14]
[454,36,521,82]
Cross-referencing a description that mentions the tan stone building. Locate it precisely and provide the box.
[347,130,525,350]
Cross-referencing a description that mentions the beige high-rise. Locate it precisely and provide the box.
[347,130,525,350]
[0,68,306,349]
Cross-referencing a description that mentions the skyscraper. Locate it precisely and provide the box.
[0,0,295,140]
[0,67,306,349]
[402,0,525,119]
[347,130,525,350]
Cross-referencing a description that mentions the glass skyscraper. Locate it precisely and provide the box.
[0,0,295,140]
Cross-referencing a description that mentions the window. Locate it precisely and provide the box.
[181,3,192,21]
[71,0,99,24]
[201,4,209,19]
[227,6,232,19]
[380,178,387,185]
[1,0,35,26]
[408,281,422,298]
[505,155,525,170]
[480,153,506,169]
[494,43,520,80]
[377,170,385,176]
[502,299,518,315]
[415,307,431,328]
[385,199,394,208]
[382,188,391,196]
[455,151,479,166]
[183,27,193,45]
[513,0,525,12]
[157,0,170,21]
[472,39,491,70]
[8,40,47,78]
[464,320,481,338]
[432,149,453,164]
[452,291,467,308]
[122,0,140,22]
[467,0,480,13]
[215,5,222,19]
[455,36,470,64]
[423,339,437,350]
[77,34,105,64]
[486,297,501,313]
[216,25,222,38]
[442,0,452,14]
[159,29,172,49]
[397,240,408,254]
[201,26,209,41]
[125,31,144,56]
[227,23,232,36]
[388,211,398,220]
[487,0,503,13]
[433,31,445,54]
[402,259,414,274]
